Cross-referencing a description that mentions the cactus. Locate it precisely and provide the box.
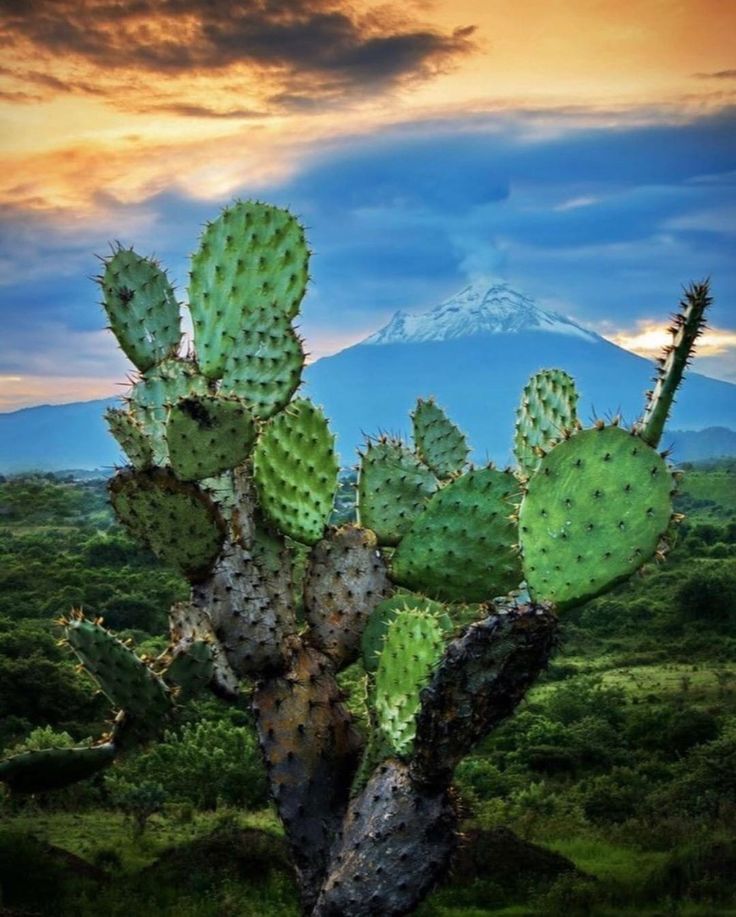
[1,201,711,917]
[514,368,579,476]
[412,397,470,478]
[165,394,257,481]
[357,437,438,545]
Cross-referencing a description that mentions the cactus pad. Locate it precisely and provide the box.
[220,312,304,418]
[373,608,446,758]
[519,425,674,608]
[514,369,579,477]
[188,201,309,379]
[304,525,392,667]
[357,439,438,546]
[391,467,522,603]
[165,640,214,700]
[66,618,170,728]
[0,744,116,794]
[99,246,181,373]
[169,601,238,698]
[109,467,226,580]
[411,398,469,478]
[361,594,451,674]
[253,399,339,545]
[105,408,154,469]
[129,357,209,465]
[165,394,257,481]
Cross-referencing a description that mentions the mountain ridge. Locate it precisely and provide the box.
[1,279,734,470]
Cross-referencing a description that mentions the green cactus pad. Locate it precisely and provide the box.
[66,618,170,727]
[0,743,116,794]
[99,246,181,373]
[220,312,304,418]
[373,609,446,757]
[519,425,674,608]
[411,398,469,478]
[109,467,226,580]
[391,467,522,603]
[514,369,579,477]
[165,394,257,481]
[357,439,438,546]
[253,399,339,545]
[362,594,451,674]
[129,357,209,465]
[164,640,214,700]
[105,408,154,469]
[188,201,309,379]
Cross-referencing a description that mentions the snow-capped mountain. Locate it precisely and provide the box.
[2,279,735,471]
[363,279,601,346]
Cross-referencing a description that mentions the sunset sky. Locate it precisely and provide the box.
[1,0,735,410]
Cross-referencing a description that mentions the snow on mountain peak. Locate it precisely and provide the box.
[362,278,601,346]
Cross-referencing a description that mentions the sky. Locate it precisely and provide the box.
[0,0,735,410]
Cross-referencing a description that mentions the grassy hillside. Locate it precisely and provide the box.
[0,464,734,915]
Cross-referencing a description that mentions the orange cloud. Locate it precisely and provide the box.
[606,320,736,360]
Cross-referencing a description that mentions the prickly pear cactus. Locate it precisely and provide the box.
[372,608,446,757]
[520,424,675,608]
[357,438,438,545]
[412,397,469,478]
[253,399,339,545]
[514,368,579,477]
[391,467,522,603]
[2,197,711,917]
[99,246,181,373]
[188,200,309,379]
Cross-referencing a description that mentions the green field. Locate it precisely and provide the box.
[1,462,735,915]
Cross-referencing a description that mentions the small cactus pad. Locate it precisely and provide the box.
[220,313,304,418]
[357,439,438,546]
[165,394,257,481]
[0,744,116,794]
[109,467,226,581]
[164,640,214,700]
[105,408,154,470]
[519,425,674,608]
[411,398,469,478]
[129,357,209,465]
[253,399,339,545]
[391,468,522,603]
[514,369,579,477]
[361,594,452,674]
[169,601,238,698]
[192,536,295,676]
[373,608,446,758]
[99,246,181,373]
[304,525,393,667]
[66,618,170,726]
[188,201,309,379]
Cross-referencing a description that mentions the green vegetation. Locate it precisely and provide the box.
[0,462,735,913]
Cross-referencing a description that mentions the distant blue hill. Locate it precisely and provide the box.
[1,279,735,472]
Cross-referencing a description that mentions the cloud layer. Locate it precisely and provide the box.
[1,105,734,407]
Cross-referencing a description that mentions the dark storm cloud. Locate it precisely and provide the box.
[0,0,476,92]
[695,69,736,79]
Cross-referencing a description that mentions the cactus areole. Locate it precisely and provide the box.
[0,199,711,916]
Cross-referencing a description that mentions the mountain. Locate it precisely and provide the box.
[304,279,736,465]
[362,281,601,345]
[1,279,734,472]
[0,398,119,473]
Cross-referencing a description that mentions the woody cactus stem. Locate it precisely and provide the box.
[0,198,710,917]
[636,280,711,449]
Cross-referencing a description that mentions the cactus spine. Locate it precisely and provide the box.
[0,200,711,917]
